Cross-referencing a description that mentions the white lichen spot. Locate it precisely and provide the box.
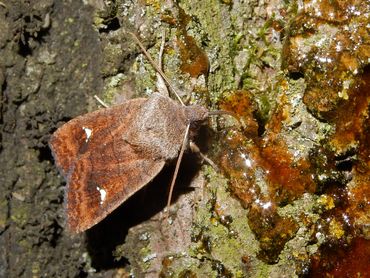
[142,253,157,263]
[335,41,342,52]
[255,198,272,210]
[348,5,361,16]
[315,232,324,241]
[315,37,326,47]
[96,186,107,205]
[241,153,252,168]
[262,201,272,209]
[318,173,327,181]
[342,80,352,90]
[342,213,350,224]
[315,55,332,64]
[139,232,150,241]
[82,126,92,142]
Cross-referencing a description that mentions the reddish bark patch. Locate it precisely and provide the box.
[309,237,370,277]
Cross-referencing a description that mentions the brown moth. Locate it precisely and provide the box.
[49,92,208,233]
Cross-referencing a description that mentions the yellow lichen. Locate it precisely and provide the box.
[329,219,345,239]
[317,194,335,210]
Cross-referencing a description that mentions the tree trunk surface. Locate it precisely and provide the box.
[1,0,369,277]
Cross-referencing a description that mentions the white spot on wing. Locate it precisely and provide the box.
[82,126,92,142]
[96,186,107,205]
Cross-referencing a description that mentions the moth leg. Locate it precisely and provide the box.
[94,95,109,108]
[189,141,219,171]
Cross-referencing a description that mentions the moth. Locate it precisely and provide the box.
[49,32,209,233]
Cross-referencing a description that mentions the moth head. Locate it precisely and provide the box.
[185,105,209,126]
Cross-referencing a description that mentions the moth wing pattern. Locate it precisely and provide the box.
[49,98,165,233]
[50,98,144,177]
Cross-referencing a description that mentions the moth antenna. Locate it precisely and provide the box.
[189,141,219,171]
[127,31,185,106]
[209,109,246,129]
[166,123,190,218]
[158,29,166,71]
[94,95,109,108]
[156,29,170,97]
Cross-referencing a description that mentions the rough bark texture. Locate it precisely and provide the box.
[1,0,369,277]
